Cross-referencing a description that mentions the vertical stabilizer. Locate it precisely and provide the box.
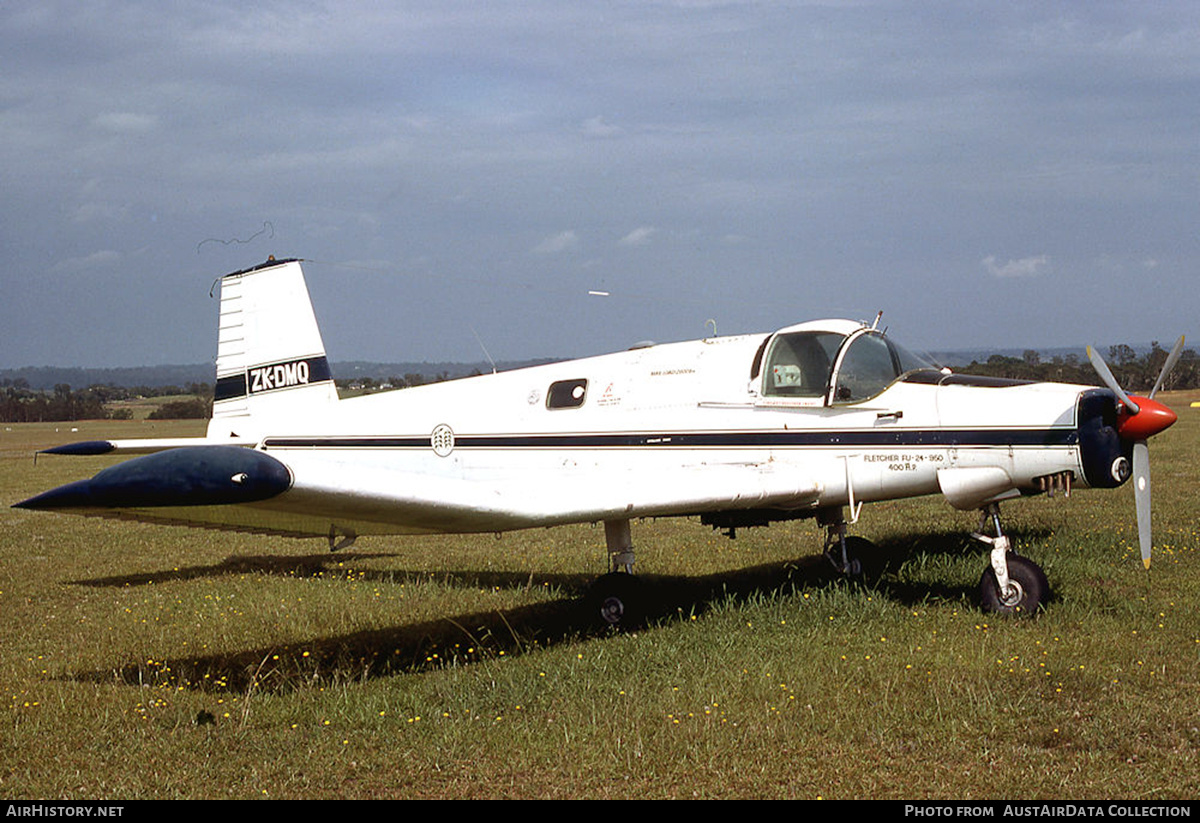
[208,258,338,439]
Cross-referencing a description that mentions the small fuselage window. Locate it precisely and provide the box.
[547,378,588,409]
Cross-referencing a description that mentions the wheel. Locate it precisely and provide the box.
[585,572,644,629]
[843,536,888,583]
[979,555,1049,616]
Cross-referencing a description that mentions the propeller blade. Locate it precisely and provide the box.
[1132,440,1152,570]
[1086,340,1180,573]
[1149,335,1186,399]
[1087,345,1140,414]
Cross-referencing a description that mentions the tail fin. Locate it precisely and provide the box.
[208,258,338,439]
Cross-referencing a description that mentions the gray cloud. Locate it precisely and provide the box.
[2,1,1198,366]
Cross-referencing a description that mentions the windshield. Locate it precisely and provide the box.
[831,332,938,403]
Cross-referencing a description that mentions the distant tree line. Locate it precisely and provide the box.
[0,380,213,423]
[146,398,211,420]
[0,382,112,422]
[959,342,1200,393]
[334,371,465,394]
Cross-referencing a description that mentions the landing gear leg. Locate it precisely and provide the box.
[605,519,635,574]
[974,503,1049,616]
[585,519,643,628]
[820,508,886,582]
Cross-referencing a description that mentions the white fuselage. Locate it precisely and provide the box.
[231,330,1095,537]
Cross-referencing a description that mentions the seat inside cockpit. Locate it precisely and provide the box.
[762,332,843,398]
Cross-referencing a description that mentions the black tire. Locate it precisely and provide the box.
[585,572,644,629]
[979,555,1049,616]
[843,536,888,583]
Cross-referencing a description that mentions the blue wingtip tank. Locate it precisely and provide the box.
[14,446,292,511]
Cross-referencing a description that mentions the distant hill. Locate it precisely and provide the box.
[0,364,214,391]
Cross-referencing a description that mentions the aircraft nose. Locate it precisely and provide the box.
[1118,395,1177,441]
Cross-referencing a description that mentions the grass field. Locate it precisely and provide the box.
[2,402,1198,799]
[105,394,207,421]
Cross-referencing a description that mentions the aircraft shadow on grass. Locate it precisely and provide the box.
[62,527,1050,694]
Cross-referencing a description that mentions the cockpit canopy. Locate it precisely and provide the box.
[755,321,938,405]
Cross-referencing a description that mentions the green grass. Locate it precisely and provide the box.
[2,403,1198,799]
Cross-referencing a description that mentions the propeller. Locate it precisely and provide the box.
[1085,337,1183,569]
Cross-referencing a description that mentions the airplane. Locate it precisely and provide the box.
[13,256,1183,625]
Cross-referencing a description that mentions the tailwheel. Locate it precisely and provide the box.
[979,555,1049,616]
[586,572,644,629]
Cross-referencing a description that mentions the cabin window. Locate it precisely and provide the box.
[761,332,843,398]
[547,379,588,409]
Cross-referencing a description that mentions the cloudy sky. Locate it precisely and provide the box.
[3,1,1198,368]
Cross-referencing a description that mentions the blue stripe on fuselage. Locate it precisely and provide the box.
[262,428,1077,451]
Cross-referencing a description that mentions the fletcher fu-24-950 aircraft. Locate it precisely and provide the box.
[15,257,1183,624]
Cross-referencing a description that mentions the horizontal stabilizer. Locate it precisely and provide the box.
[39,437,259,456]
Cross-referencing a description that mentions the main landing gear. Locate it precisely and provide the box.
[821,509,887,583]
[584,519,645,629]
[824,503,1049,616]
[584,504,1049,629]
[973,503,1049,616]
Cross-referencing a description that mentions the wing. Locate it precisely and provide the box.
[15,446,823,538]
